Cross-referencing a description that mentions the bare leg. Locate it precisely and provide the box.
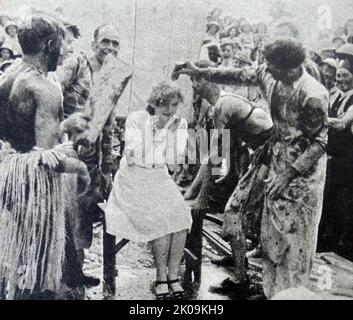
[151,234,171,294]
[168,229,188,292]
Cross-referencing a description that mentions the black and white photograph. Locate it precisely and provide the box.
[0,0,353,304]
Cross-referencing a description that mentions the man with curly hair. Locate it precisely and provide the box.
[177,38,329,298]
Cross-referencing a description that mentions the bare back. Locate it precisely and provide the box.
[215,93,273,137]
[0,63,63,152]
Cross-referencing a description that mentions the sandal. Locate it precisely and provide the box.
[151,281,172,300]
[168,279,187,300]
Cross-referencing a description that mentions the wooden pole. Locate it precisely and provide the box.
[103,220,117,296]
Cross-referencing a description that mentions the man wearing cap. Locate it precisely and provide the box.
[177,38,329,298]
[233,50,252,68]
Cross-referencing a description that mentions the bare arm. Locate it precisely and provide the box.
[175,61,259,86]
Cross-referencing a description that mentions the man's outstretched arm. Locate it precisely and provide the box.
[174,61,259,86]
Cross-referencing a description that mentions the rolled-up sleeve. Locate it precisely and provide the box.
[124,113,143,153]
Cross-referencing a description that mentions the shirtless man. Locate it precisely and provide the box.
[177,60,273,297]
[0,14,89,299]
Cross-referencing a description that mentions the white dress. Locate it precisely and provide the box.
[105,110,192,242]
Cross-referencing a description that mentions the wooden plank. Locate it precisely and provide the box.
[202,228,231,256]
[74,55,133,146]
[115,239,130,254]
[205,214,223,226]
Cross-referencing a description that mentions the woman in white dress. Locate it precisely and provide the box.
[105,81,192,300]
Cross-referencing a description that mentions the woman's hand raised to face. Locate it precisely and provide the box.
[167,116,181,132]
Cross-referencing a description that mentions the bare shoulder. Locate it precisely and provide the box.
[11,68,50,97]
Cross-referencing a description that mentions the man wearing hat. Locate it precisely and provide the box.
[321,47,337,60]
[177,38,329,299]
[233,50,252,68]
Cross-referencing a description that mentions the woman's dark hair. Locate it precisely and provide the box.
[18,15,64,55]
[146,81,184,115]
[264,38,306,69]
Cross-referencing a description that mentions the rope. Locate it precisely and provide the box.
[128,0,138,113]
